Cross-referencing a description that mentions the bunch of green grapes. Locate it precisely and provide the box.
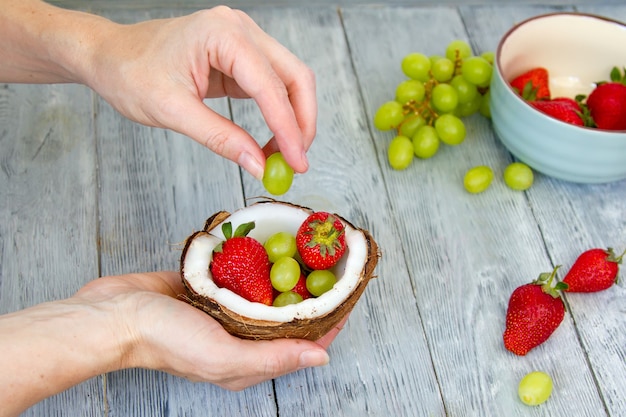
[373,40,494,170]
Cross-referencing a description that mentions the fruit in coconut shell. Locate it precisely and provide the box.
[180,201,379,340]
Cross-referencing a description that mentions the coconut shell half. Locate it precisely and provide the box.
[180,201,379,340]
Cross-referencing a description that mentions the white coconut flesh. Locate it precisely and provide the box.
[182,203,369,322]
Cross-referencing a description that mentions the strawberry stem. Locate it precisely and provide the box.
[534,265,567,297]
[606,247,625,264]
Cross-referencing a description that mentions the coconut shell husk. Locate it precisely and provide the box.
[180,201,380,341]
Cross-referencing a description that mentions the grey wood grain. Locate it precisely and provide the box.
[343,4,618,416]
[235,6,445,417]
[461,4,626,416]
[0,83,104,415]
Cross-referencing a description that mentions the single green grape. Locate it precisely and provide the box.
[445,40,473,61]
[461,56,493,87]
[504,162,534,191]
[450,74,479,104]
[431,57,455,82]
[480,90,491,118]
[435,114,466,145]
[264,231,297,263]
[429,54,444,67]
[412,125,440,159]
[270,256,301,292]
[306,270,337,297]
[518,371,553,406]
[396,79,426,104]
[481,51,495,65]
[456,95,482,117]
[373,101,404,131]
[399,114,426,137]
[401,52,431,82]
[431,83,459,113]
[262,152,294,196]
[387,135,414,170]
[463,165,494,193]
[273,291,303,307]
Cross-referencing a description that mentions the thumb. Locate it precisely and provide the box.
[165,95,267,180]
[244,339,329,381]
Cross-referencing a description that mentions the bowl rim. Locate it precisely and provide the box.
[495,11,626,134]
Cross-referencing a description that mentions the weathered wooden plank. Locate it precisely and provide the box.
[462,5,626,416]
[344,4,609,416]
[234,6,446,417]
[0,83,104,415]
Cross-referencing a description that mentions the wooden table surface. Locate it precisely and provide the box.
[2,2,625,416]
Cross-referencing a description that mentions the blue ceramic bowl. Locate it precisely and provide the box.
[491,12,626,184]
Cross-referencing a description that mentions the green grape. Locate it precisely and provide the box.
[264,231,297,263]
[396,79,426,104]
[429,54,444,67]
[399,114,426,137]
[461,56,493,87]
[273,291,303,307]
[373,101,405,131]
[435,114,466,145]
[456,95,482,117]
[401,52,431,82]
[306,270,337,297]
[412,125,440,159]
[481,51,495,65]
[262,152,294,196]
[387,135,414,170]
[450,75,479,104]
[270,256,301,292]
[504,162,534,191]
[518,371,553,406]
[479,90,491,118]
[431,83,459,113]
[445,40,473,61]
[463,165,494,194]
[431,57,455,82]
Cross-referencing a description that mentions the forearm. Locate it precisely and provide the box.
[0,299,132,417]
[0,0,115,84]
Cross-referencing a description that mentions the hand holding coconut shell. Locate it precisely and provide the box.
[0,270,340,416]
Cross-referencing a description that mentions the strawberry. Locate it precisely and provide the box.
[292,273,313,300]
[296,212,346,270]
[510,67,551,101]
[503,266,567,356]
[586,82,626,130]
[210,221,273,305]
[562,247,624,292]
[530,99,584,126]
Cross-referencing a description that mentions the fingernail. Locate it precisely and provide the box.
[298,349,329,369]
[301,150,309,172]
[239,152,264,181]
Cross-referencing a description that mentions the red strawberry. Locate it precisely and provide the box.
[292,273,313,300]
[503,266,567,356]
[510,67,551,101]
[562,247,624,292]
[210,221,273,305]
[296,212,346,270]
[530,100,584,126]
[586,82,626,130]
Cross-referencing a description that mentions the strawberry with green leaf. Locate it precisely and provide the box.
[210,221,273,305]
[563,247,624,292]
[296,212,346,270]
[510,67,551,101]
[503,266,567,356]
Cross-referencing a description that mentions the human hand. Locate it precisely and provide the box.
[85,7,316,179]
[74,271,339,390]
